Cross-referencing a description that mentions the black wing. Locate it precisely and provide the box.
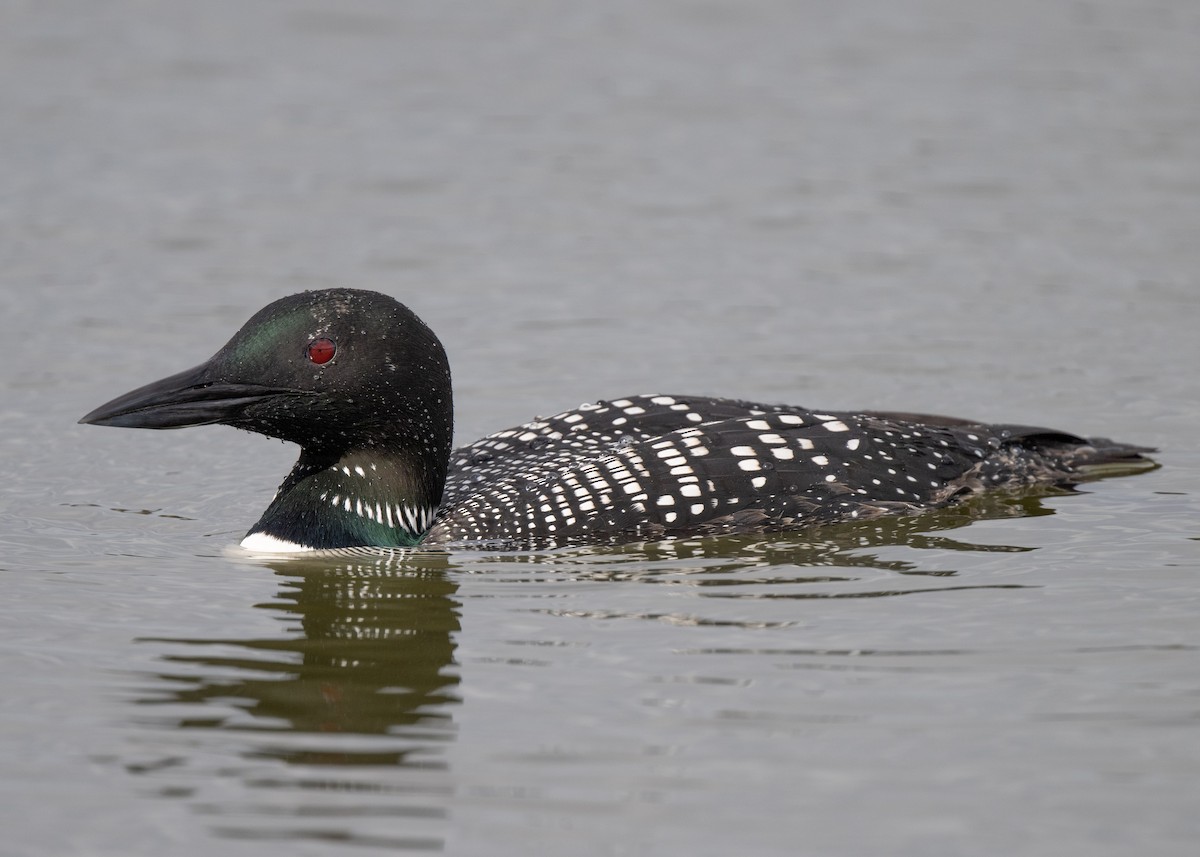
[441,394,810,508]
[431,410,997,545]
[431,398,1151,547]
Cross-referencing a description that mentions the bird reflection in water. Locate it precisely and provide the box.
[139,550,461,767]
[122,487,1082,848]
[132,489,1070,752]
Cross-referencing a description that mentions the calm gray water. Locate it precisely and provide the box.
[4,1,1200,855]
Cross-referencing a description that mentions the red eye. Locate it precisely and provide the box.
[307,338,336,365]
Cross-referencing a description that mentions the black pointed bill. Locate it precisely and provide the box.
[80,363,300,429]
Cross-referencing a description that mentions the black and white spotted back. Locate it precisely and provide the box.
[426,394,1134,547]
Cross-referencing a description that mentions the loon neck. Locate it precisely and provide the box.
[244,446,446,550]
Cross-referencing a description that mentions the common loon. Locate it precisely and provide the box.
[80,289,1153,552]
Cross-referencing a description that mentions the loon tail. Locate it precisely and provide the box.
[1066,436,1158,474]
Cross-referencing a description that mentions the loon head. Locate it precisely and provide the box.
[81,289,454,551]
